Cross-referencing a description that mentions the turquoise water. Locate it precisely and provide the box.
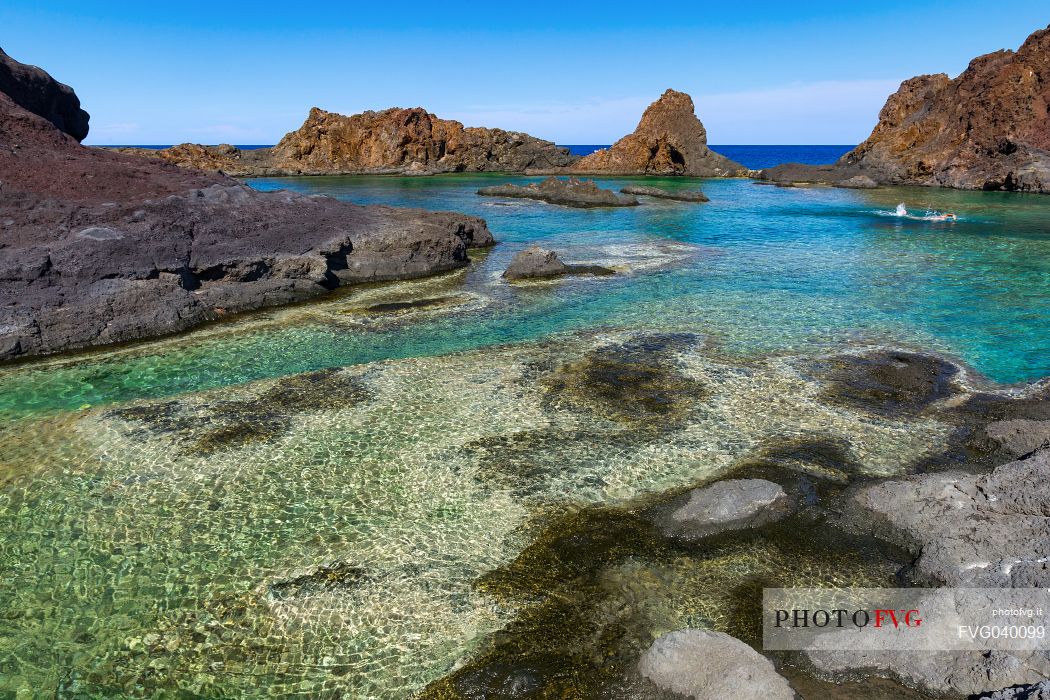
[1,174,1048,697]
[3,175,1048,419]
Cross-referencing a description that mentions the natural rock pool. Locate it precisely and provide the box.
[1,175,1048,697]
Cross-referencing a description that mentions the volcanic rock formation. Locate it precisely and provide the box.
[761,25,1050,192]
[0,48,493,361]
[121,106,577,176]
[567,89,745,177]
[478,176,639,207]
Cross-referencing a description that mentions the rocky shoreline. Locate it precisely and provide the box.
[0,48,493,361]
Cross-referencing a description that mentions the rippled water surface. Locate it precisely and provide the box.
[1,175,1048,697]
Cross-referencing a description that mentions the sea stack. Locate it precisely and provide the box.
[569,89,745,177]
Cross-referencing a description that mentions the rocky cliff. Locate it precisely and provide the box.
[0,49,493,361]
[0,47,89,141]
[567,89,745,177]
[124,106,577,176]
[761,25,1050,192]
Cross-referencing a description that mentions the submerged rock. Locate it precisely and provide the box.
[502,246,615,280]
[478,177,639,208]
[620,185,709,202]
[650,479,791,540]
[568,89,746,177]
[844,449,1050,587]
[268,561,367,600]
[638,629,794,700]
[817,350,959,416]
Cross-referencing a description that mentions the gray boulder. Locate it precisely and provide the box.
[836,175,879,189]
[478,177,639,208]
[650,478,791,540]
[620,185,709,202]
[502,246,615,281]
[980,681,1050,700]
[638,629,794,700]
[845,449,1050,587]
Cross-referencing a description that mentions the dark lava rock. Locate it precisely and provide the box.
[648,478,792,540]
[268,561,367,600]
[502,246,615,281]
[975,419,1050,460]
[453,661,546,700]
[0,46,89,141]
[620,185,709,202]
[817,350,959,415]
[0,49,494,361]
[835,175,879,189]
[478,177,639,208]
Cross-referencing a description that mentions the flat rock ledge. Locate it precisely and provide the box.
[620,185,709,202]
[638,629,795,700]
[844,448,1050,587]
[649,478,791,540]
[502,246,615,281]
[478,177,639,208]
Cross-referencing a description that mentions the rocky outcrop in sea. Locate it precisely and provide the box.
[760,24,1050,192]
[0,48,493,361]
[478,176,639,208]
[565,89,746,177]
[119,106,577,176]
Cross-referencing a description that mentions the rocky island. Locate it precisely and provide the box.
[0,48,493,360]
[563,89,747,177]
[478,176,639,207]
[760,24,1050,192]
[116,105,577,177]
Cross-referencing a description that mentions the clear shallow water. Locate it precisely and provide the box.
[1,174,1049,697]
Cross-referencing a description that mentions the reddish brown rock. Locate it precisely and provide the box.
[761,25,1050,192]
[568,89,745,177]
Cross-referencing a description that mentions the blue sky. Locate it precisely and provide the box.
[2,1,1047,145]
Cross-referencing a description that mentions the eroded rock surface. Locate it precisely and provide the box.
[0,46,89,140]
[479,176,639,207]
[638,629,795,700]
[502,246,615,280]
[568,90,745,177]
[620,185,709,202]
[844,449,1050,587]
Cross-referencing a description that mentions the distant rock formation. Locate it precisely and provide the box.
[478,176,639,207]
[0,49,493,361]
[0,47,89,141]
[124,106,578,176]
[620,185,709,201]
[567,89,745,177]
[761,25,1050,193]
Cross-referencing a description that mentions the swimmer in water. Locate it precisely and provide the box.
[896,203,907,216]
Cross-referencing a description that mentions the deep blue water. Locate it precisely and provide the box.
[560,144,854,169]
